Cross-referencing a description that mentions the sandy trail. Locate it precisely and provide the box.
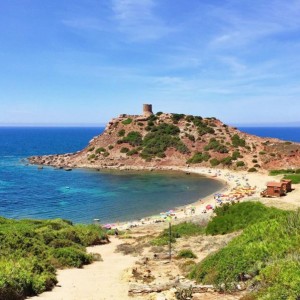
[30,237,136,300]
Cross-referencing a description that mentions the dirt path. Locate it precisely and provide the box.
[30,237,136,300]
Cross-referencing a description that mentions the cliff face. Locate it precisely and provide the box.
[28,112,300,171]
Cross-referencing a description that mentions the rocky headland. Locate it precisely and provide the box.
[28,105,300,171]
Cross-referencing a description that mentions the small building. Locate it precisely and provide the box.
[261,182,285,197]
[281,179,292,193]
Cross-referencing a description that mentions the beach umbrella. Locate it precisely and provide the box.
[104,224,112,229]
[206,204,213,210]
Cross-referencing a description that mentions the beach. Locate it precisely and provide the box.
[26,166,300,300]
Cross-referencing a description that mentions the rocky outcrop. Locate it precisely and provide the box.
[28,111,300,171]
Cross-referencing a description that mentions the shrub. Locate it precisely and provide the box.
[190,206,300,298]
[151,222,204,246]
[0,218,107,298]
[156,111,163,116]
[248,167,257,172]
[52,247,92,268]
[221,156,232,166]
[232,151,241,160]
[177,249,197,259]
[204,138,228,153]
[141,123,189,159]
[95,147,106,154]
[108,145,114,150]
[236,161,245,167]
[127,148,139,156]
[283,174,300,184]
[88,154,95,160]
[252,159,258,163]
[88,146,95,152]
[121,131,142,146]
[122,118,132,125]
[231,134,246,147]
[118,129,125,137]
[259,151,266,155]
[137,122,144,126]
[210,158,220,166]
[171,113,185,123]
[187,152,211,164]
[205,202,285,235]
[120,147,129,153]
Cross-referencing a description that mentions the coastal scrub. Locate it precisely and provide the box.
[0,217,107,299]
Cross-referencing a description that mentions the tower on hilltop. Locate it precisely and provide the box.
[143,104,153,117]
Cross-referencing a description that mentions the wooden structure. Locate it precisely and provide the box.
[261,182,285,197]
[281,179,292,193]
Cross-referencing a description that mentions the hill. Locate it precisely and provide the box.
[28,105,300,171]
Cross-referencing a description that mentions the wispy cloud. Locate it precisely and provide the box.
[111,0,176,41]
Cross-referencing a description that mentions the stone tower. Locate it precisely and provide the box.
[143,104,153,117]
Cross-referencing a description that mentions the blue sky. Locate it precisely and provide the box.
[0,0,300,126]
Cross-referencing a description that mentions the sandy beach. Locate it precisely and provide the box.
[28,167,300,300]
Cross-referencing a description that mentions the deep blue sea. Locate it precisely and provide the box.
[0,127,223,223]
[1,126,299,224]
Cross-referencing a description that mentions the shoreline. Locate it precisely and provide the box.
[89,165,271,230]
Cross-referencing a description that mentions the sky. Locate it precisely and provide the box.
[0,0,300,126]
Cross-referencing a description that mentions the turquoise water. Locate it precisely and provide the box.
[0,127,223,223]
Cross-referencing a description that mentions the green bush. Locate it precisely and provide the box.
[127,148,139,156]
[171,113,185,123]
[231,134,246,147]
[118,129,125,137]
[121,131,143,146]
[52,247,92,268]
[221,156,232,166]
[95,147,106,154]
[0,218,107,298]
[122,118,132,125]
[210,158,220,166]
[236,161,245,167]
[108,145,114,150]
[177,249,197,259]
[88,154,96,160]
[259,151,266,155]
[187,152,211,164]
[140,123,189,159]
[269,169,300,176]
[283,174,300,184]
[232,151,241,160]
[206,202,285,235]
[151,222,204,246]
[248,167,257,172]
[204,138,228,153]
[120,147,129,153]
[190,207,300,298]
[88,146,95,152]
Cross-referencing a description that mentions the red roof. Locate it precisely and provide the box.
[267,182,284,188]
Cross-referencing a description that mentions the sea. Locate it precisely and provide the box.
[0,127,299,224]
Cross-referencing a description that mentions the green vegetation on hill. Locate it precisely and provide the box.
[204,138,229,153]
[0,217,107,299]
[121,118,132,125]
[121,131,143,146]
[283,174,300,184]
[140,123,189,160]
[205,202,286,235]
[269,169,300,184]
[231,134,246,147]
[187,152,211,164]
[151,222,205,246]
[190,202,300,299]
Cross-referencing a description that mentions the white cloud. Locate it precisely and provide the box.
[111,0,176,41]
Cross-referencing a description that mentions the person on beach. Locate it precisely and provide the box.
[114,228,119,236]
